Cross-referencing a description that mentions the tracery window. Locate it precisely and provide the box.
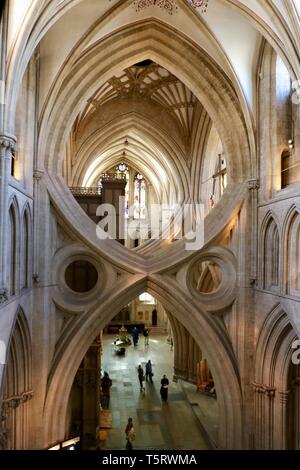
[134,173,146,219]
[98,164,147,220]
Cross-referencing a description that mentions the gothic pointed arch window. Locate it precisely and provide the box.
[263,217,279,290]
[8,204,17,296]
[286,210,300,295]
[2,308,32,449]
[134,173,146,219]
[98,164,147,220]
[281,149,291,189]
[115,163,130,218]
[21,208,31,290]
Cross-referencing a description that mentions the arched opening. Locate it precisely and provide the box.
[275,56,299,190]
[0,309,32,450]
[21,208,31,290]
[63,292,218,450]
[254,306,300,449]
[8,204,18,297]
[281,149,291,189]
[64,59,225,249]
[286,362,300,450]
[33,20,252,272]
[43,277,242,451]
[286,209,300,295]
[263,216,280,291]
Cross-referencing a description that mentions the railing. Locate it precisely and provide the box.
[99,173,127,182]
[69,187,101,196]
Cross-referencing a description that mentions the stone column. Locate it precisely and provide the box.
[279,390,290,450]
[264,387,275,450]
[0,134,16,301]
[253,382,276,449]
[68,335,101,449]
[32,170,44,280]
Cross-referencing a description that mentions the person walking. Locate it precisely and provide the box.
[143,327,149,346]
[145,360,153,384]
[125,417,136,450]
[132,327,139,347]
[160,374,169,401]
[101,372,112,409]
[137,364,145,392]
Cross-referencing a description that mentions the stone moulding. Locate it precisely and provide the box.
[2,390,34,409]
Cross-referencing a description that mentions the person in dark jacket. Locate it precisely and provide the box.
[143,328,149,346]
[125,417,135,450]
[160,374,169,401]
[145,360,153,383]
[101,372,112,408]
[137,364,145,392]
[132,327,139,347]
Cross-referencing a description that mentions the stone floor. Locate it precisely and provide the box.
[100,333,216,450]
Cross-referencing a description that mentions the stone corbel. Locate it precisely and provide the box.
[0,134,17,156]
[3,390,34,409]
[247,178,260,191]
[33,170,44,181]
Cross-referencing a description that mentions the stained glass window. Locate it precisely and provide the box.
[134,173,146,219]
[98,166,146,219]
[98,177,103,194]
[124,171,130,218]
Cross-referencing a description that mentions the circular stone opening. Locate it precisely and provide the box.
[65,260,98,293]
[192,261,222,294]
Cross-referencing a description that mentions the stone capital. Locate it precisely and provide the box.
[0,134,17,154]
[33,170,44,181]
[252,382,276,397]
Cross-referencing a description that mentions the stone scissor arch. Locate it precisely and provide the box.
[34,19,254,275]
[43,276,242,450]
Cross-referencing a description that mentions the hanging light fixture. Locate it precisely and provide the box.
[116,161,128,173]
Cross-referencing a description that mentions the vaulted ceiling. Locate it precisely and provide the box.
[77,61,198,139]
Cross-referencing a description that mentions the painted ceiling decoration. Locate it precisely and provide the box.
[133,0,178,14]
[131,0,209,15]
[80,61,198,139]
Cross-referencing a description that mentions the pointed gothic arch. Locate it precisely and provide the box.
[260,212,280,291]
[43,276,242,450]
[1,308,32,450]
[7,198,20,297]
[20,204,32,290]
[254,305,300,449]
[283,205,300,296]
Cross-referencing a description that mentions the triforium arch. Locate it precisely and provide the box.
[259,211,281,292]
[44,277,242,450]
[0,307,32,450]
[254,304,299,450]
